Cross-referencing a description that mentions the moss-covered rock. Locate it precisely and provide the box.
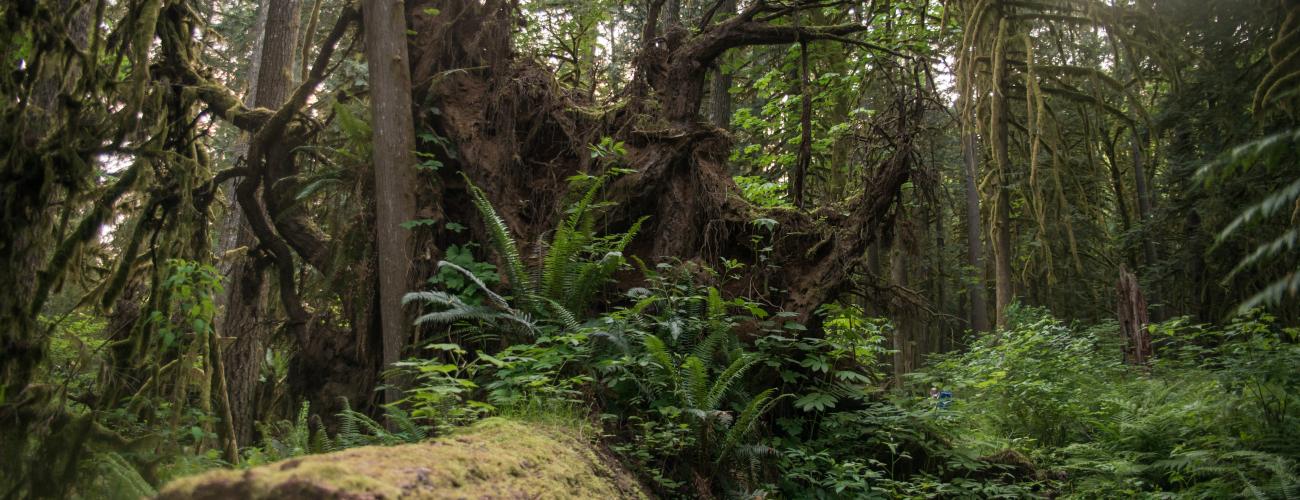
[156,418,647,499]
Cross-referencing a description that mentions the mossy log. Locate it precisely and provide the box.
[156,419,648,499]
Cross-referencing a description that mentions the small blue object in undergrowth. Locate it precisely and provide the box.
[938,390,953,409]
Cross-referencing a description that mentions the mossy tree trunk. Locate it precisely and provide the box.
[990,15,1015,330]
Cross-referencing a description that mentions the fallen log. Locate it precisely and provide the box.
[156,418,647,499]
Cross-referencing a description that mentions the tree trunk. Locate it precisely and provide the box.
[931,202,949,352]
[709,68,732,130]
[890,211,919,381]
[1116,267,1151,366]
[1131,128,1158,268]
[890,253,912,380]
[0,1,94,488]
[708,0,736,130]
[990,18,1014,329]
[792,40,812,209]
[364,0,419,404]
[217,0,296,448]
[1102,131,1133,234]
[962,133,990,332]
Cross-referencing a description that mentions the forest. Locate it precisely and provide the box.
[1,0,1299,497]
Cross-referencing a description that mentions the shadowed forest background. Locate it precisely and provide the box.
[2,0,1299,497]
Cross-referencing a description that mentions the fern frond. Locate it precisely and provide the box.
[462,173,533,308]
[706,286,726,330]
[291,402,311,455]
[691,327,730,362]
[311,417,334,453]
[683,356,710,409]
[705,355,761,411]
[436,260,511,310]
[643,334,680,391]
[336,399,361,447]
[567,251,624,312]
[717,389,789,464]
[1218,177,1300,243]
[403,291,458,307]
[1238,268,1300,314]
[413,305,503,326]
[540,296,581,331]
[387,406,428,442]
[613,216,649,254]
[542,176,603,302]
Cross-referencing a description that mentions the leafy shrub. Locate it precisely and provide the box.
[733,175,793,208]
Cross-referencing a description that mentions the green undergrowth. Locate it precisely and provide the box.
[915,305,1300,499]
[386,174,1043,498]
[155,174,1299,500]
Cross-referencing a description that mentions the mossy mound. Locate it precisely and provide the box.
[156,418,647,499]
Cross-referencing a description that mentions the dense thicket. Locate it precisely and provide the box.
[1,0,1297,498]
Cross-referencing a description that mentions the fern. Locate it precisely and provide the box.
[683,356,710,409]
[690,328,731,362]
[290,402,311,456]
[542,177,603,302]
[705,355,761,411]
[717,389,789,464]
[435,260,511,310]
[643,334,680,391]
[539,296,581,330]
[1198,128,1300,313]
[463,173,533,309]
[310,417,334,454]
[565,217,648,312]
[336,399,363,449]
[335,401,429,447]
[442,174,641,329]
[404,289,536,335]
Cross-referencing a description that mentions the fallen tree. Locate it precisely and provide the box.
[403,0,922,330]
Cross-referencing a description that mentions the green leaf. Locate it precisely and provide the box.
[425,343,466,354]
[793,392,838,412]
[400,218,438,230]
[834,370,872,384]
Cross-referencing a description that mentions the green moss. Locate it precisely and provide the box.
[156,418,646,499]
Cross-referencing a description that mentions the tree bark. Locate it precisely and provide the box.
[1131,128,1157,268]
[0,1,95,488]
[1102,130,1133,235]
[364,0,420,404]
[990,17,1014,330]
[962,133,990,332]
[792,39,812,209]
[219,0,300,449]
[1116,267,1151,366]
[706,0,737,130]
[890,210,919,381]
